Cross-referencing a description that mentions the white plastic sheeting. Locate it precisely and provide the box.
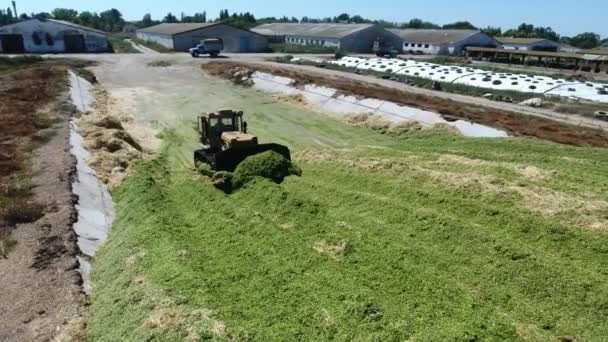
[68,70,115,294]
[251,71,507,138]
[330,57,608,103]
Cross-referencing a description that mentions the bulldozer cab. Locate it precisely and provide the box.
[198,110,251,151]
[194,109,291,172]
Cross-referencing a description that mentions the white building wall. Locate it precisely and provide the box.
[135,31,174,49]
[501,40,560,51]
[285,36,341,48]
[0,19,108,53]
[402,41,442,55]
[502,44,531,51]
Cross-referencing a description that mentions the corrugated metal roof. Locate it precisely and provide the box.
[466,47,581,58]
[0,19,107,35]
[581,54,608,61]
[46,19,107,35]
[137,23,218,35]
[251,23,375,38]
[579,49,608,56]
[387,29,480,44]
[495,37,552,45]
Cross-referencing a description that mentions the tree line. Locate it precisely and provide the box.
[1,8,605,49]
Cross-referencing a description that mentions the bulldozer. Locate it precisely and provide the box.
[194,109,291,172]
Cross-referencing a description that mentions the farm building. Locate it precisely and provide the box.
[251,23,402,53]
[136,23,268,52]
[495,37,561,51]
[558,43,579,53]
[0,18,109,53]
[387,29,498,55]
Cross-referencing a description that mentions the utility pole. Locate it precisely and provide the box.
[12,1,18,19]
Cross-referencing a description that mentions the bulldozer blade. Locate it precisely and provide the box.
[195,144,291,172]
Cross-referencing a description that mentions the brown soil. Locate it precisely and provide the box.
[203,61,608,148]
[0,61,87,341]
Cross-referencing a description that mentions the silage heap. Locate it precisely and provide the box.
[85,61,608,341]
[208,150,302,193]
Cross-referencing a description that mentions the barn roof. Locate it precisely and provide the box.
[251,23,375,38]
[0,18,106,35]
[387,29,482,44]
[137,23,218,35]
[494,37,554,45]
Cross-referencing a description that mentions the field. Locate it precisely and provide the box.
[87,67,608,341]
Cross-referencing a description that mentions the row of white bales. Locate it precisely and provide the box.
[326,57,608,103]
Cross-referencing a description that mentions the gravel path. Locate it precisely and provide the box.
[125,39,159,55]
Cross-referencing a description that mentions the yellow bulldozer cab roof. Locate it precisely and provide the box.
[203,109,243,119]
[221,131,256,142]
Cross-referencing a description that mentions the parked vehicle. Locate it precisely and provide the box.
[189,38,223,57]
[373,39,398,58]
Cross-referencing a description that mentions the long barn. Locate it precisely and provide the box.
[251,23,402,53]
[388,29,498,55]
[0,18,109,53]
[136,23,269,52]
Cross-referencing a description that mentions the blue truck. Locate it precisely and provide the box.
[189,38,224,57]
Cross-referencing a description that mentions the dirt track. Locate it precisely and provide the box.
[203,60,608,147]
[0,63,84,342]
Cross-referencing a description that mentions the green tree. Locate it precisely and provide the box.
[567,32,601,49]
[141,13,153,27]
[193,12,206,23]
[99,8,124,32]
[51,8,78,22]
[405,18,440,29]
[31,12,51,20]
[0,8,17,25]
[482,26,502,37]
[334,13,350,23]
[442,21,477,30]
[163,12,178,23]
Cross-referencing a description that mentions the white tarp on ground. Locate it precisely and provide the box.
[330,57,608,103]
[251,71,508,138]
[68,70,115,294]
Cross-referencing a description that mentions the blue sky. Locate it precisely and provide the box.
[11,0,607,37]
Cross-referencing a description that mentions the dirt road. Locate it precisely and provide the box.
[125,39,159,55]
[0,63,84,342]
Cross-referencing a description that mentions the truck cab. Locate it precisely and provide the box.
[189,38,224,57]
[373,39,398,58]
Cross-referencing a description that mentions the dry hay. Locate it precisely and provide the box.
[343,113,431,136]
[435,154,555,181]
[133,272,228,339]
[74,88,157,189]
[272,93,307,106]
[78,117,142,189]
[145,303,183,330]
[313,240,349,260]
[421,163,608,231]
[296,148,607,230]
